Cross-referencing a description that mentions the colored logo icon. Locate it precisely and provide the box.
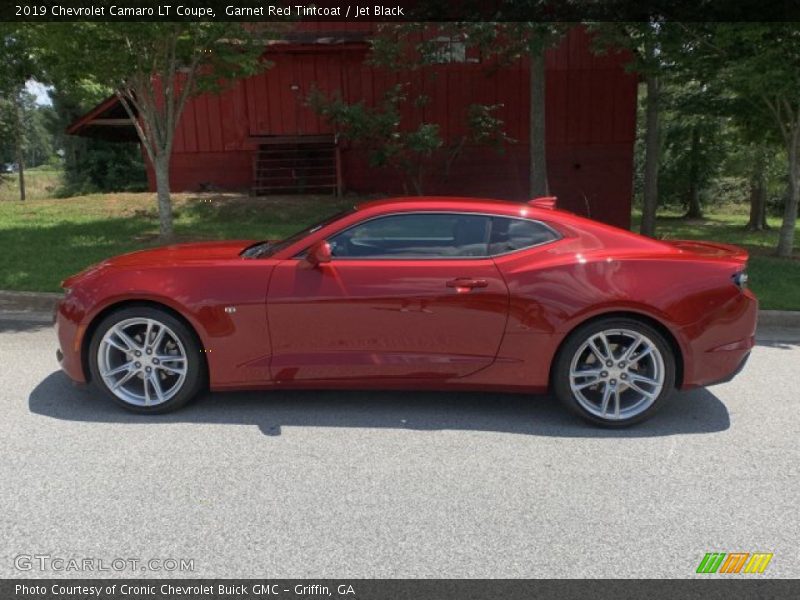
[696,552,773,574]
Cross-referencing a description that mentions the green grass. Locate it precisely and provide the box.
[0,192,354,292]
[633,207,800,311]
[0,192,797,310]
[0,166,63,202]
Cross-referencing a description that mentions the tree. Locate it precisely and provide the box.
[310,24,513,195]
[723,106,782,232]
[0,24,38,201]
[310,83,511,195]
[370,21,565,198]
[744,144,771,231]
[658,79,728,219]
[1,91,54,169]
[39,20,274,240]
[480,22,568,197]
[685,24,800,256]
[591,22,681,237]
[437,22,566,197]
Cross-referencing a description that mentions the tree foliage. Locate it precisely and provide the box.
[0,91,55,168]
[36,19,276,238]
[47,82,147,196]
[0,23,39,200]
[372,21,566,197]
[590,22,686,236]
[309,82,512,195]
[675,23,800,256]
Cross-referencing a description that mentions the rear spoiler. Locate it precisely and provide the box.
[663,240,749,263]
[528,196,557,210]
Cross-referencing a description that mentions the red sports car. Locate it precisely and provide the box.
[55,196,757,426]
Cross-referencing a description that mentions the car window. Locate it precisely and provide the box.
[329,213,491,258]
[489,217,559,255]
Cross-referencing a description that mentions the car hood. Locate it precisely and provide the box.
[62,240,256,288]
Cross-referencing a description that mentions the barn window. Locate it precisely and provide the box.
[430,36,470,64]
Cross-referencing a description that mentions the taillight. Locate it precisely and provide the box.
[732,271,748,290]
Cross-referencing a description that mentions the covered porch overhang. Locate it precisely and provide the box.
[65,95,139,142]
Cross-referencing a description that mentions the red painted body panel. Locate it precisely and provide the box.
[55,197,757,396]
[267,258,508,382]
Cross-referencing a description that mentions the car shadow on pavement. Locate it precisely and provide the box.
[755,338,800,350]
[0,318,52,333]
[28,371,730,438]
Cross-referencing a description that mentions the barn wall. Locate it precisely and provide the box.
[153,26,637,228]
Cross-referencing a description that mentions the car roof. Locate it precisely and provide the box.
[355,196,548,218]
[351,196,665,251]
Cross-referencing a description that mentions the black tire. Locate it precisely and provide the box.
[552,317,676,427]
[88,306,206,414]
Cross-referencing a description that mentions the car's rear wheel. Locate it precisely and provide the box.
[88,306,205,413]
[553,318,675,427]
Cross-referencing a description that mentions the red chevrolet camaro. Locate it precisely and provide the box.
[55,196,757,426]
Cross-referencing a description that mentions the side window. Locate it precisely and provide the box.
[329,213,491,259]
[489,217,559,255]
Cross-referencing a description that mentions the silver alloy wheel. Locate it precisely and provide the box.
[97,317,188,407]
[569,328,665,421]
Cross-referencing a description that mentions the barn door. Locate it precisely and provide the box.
[251,136,338,195]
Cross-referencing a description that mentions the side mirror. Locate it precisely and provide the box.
[305,240,332,267]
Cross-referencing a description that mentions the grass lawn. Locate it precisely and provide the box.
[0,192,354,292]
[0,166,63,202]
[0,190,797,310]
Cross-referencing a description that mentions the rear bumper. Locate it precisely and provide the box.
[705,351,751,387]
[680,289,758,388]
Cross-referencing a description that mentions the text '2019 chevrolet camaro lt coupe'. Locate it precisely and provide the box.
[55,196,757,426]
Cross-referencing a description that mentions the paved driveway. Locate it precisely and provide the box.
[1,317,798,578]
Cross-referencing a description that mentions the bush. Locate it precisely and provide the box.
[58,139,147,197]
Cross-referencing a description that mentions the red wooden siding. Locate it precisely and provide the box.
[149,26,638,228]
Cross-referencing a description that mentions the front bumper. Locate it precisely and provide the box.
[55,294,88,384]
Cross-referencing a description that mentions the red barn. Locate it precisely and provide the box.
[69,24,638,228]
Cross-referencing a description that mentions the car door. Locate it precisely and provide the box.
[266,212,510,382]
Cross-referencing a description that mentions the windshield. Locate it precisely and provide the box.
[240,208,356,258]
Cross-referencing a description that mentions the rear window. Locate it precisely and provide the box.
[489,217,559,255]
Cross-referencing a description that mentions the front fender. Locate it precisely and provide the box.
[65,261,275,387]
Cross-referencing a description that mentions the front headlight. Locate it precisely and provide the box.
[732,271,748,290]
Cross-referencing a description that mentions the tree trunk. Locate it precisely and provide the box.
[640,74,660,237]
[777,130,799,257]
[16,151,25,202]
[529,49,549,198]
[746,147,768,231]
[14,94,25,202]
[153,155,174,242]
[685,127,702,219]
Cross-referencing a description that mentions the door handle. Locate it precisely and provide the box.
[446,278,489,292]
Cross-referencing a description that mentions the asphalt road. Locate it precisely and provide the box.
[1,316,798,579]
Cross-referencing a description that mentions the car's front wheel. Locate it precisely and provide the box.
[553,318,676,427]
[88,306,205,413]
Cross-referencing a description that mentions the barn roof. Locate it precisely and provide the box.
[65,94,139,142]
